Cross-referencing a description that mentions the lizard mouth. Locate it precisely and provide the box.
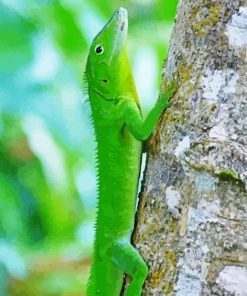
[93,7,128,41]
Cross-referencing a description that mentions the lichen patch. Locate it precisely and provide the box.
[225,6,247,48]
[166,186,182,219]
[187,199,220,232]
[216,266,247,295]
[174,136,191,158]
[175,265,202,296]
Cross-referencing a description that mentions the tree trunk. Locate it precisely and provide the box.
[133,0,247,295]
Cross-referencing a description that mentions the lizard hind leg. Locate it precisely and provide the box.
[111,238,148,296]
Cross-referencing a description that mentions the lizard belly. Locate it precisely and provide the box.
[96,130,142,237]
[89,122,142,295]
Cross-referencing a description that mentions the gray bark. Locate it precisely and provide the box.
[133,0,247,295]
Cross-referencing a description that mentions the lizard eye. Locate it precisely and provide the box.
[95,45,104,55]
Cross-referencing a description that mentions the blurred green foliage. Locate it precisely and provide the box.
[0,0,178,295]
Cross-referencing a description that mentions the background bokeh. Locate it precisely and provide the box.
[0,0,178,295]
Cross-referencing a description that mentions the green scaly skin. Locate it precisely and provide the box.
[85,7,176,296]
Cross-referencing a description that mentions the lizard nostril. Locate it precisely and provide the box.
[102,79,108,83]
[120,22,125,31]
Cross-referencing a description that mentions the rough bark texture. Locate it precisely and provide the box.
[133,0,247,295]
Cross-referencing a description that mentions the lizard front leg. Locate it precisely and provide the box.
[122,81,176,141]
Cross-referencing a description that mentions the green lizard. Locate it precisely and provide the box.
[85,7,176,296]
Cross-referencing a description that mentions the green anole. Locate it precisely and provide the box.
[85,7,176,296]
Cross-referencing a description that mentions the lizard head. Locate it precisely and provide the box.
[85,7,129,101]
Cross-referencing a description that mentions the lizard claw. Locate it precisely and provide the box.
[164,79,178,98]
[158,80,177,109]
